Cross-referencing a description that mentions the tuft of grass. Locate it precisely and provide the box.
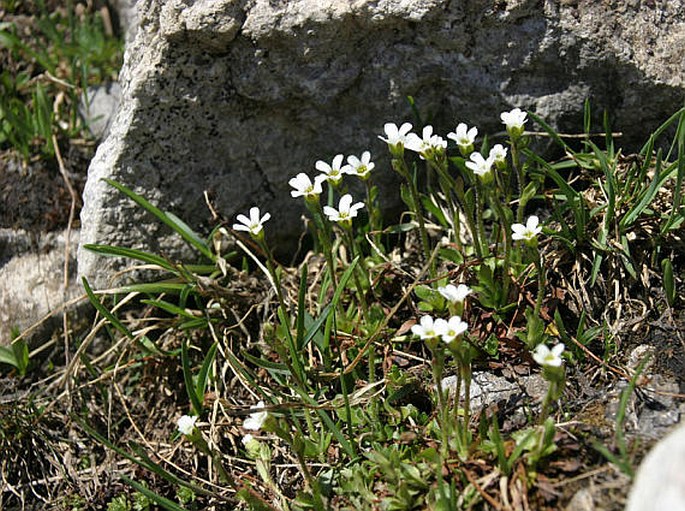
[0,2,122,160]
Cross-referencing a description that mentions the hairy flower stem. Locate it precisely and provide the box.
[306,201,338,287]
[474,184,489,257]
[392,157,434,277]
[431,348,450,456]
[257,238,288,314]
[460,357,472,454]
[488,189,513,303]
[534,251,546,317]
[364,180,382,248]
[442,166,483,258]
[510,140,525,224]
[344,227,369,320]
[539,380,560,425]
[427,159,464,250]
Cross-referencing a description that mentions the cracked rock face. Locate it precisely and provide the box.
[78,0,685,287]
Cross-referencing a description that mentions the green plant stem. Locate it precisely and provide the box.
[343,226,369,320]
[538,381,557,425]
[474,183,489,257]
[392,157,434,276]
[460,357,472,454]
[364,179,382,248]
[511,140,525,223]
[534,250,546,317]
[450,172,483,259]
[431,348,450,457]
[306,200,338,288]
[488,189,513,304]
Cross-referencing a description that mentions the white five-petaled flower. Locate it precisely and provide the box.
[243,401,269,431]
[511,215,542,242]
[489,144,508,164]
[447,123,478,150]
[501,108,528,134]
[323,194,365,223]
[404,125,447,159]
[465,152,495,177]
[379,122,413,148]
[438,284,473,303]
[440,316,469,343]
[347,151,375,179]
[411,315,445,340]
[316,154,350,185]
[532,343,565,368]
[233,207,271,236]
[177,415,198,436]
[289,173,326,199]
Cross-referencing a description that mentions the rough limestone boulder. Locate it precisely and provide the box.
[0,229,83,347]
[78,0,685,287]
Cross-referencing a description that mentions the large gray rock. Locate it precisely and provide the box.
[0,229,84,347]
[78,0,685,287]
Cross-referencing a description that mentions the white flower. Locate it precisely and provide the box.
[242,433,255,446]
[177,415,198,436]
[411,316,447,340]
[323,194,365,223]
[511,215,542,242]
[233,207,271,236]
[347,151,375,179]
[465,152,495,177]
[447,123,478,149]
[440,316,468,343]
[501,108,528,133]
[243,401,269,431]
[316,154,350,185]
[438,284,472,303]
[379,122,413,147]
[532,343,565,368]
[289,173,326,199]
[404,125,447,159]
[488,144,508,164]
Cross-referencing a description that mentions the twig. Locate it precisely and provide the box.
[52,134,78,374]
[463,468,503,510]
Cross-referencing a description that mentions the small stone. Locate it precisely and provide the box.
[626,423,685,511]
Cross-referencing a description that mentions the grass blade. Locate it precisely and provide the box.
[83,244,177,272]
[196,342,218,402]
[83,277,164,355]
[181,338,203,415]
[103,178,215,262]
[119,475,186,511]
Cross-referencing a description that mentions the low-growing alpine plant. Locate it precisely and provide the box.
[73,100,685,510]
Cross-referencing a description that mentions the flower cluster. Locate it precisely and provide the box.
[412,315,469,345]
[380,108,526,169]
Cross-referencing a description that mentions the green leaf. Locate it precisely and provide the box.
[181,339,203,415]
[83,277,165,355]
[0,346,20,371]
[662,258,676,306]
[140,299,197,319]
[84,244,177,272]
[196,342,218,403]
[103,179,215,262]
[119,476,186,511]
